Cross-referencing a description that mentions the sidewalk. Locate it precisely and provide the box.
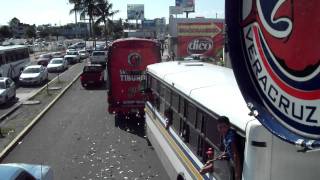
[0,61,85,160]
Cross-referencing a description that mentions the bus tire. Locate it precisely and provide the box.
[146,137,152,146]
[115,113,123,127]
[177,173,186,180]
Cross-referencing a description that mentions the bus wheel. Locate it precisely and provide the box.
[177,173,186,180]
[146,137,152,146]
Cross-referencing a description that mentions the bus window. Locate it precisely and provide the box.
[159,85,166,115]
[171,92,180,133]
[187,103,197,127]
[204,116,220,147]
[0,56,4,65]
[188,125,199,153]
[164,87,171,104]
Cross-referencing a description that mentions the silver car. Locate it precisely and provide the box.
[19,65,48,85]
[0,77,16,104]
[47,58,68,72]
[0,163,53,180]
[78,50,89,59]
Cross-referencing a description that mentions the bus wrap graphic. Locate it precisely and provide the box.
[226,0,320,146]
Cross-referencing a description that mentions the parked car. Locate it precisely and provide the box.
[90,51,106,65]
[0,163,53,180]
[37,53,52,66]
[64,51,80,64]
[66,48,77,53]
[80,64,104,87]
[95,44,105,51]
[0,77,16,104]
[47,58,68,72]
[78,50,89,59]
[19,65,48,85]
[51,51,65,58]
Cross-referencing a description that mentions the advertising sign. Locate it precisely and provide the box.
[127,4,144,20]
[142,20,156,29]
[177,22,224,58]
[169,6,183,15]
[226,0,320,148]
[175,0,195,12]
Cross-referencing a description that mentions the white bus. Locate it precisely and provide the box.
[144,61,320,180]
[0,45,31,79]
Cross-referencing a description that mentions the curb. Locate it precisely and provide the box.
[0,71,82,161]
[0,102,22,122]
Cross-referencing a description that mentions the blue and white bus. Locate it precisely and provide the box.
[144,61,320,180]
[0,45,31,79]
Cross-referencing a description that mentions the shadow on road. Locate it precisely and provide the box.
[81,83,108,91]
[0,97,19,109]
[114,114,145,138]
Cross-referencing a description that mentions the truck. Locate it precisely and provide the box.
[107,38,161,121]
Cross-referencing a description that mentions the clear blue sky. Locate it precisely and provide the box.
[0,0,224,26]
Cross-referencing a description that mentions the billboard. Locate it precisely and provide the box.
[177,22,224,58]
[169,6,183,15]
[142,20,156,29]
[175,0,195,12]
[127,4,144,20]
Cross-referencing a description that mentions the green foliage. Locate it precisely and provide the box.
[25,26,36,38]
[0,26,13,38]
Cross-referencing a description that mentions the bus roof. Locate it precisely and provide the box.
[0,45,28,52]
[147,61,255,131]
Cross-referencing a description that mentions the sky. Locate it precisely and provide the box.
[0,0,224,26]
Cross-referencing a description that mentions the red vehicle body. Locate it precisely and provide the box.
[107,38,161,116]
[80,64,104,87]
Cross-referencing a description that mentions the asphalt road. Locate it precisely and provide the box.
[2,79,169,179]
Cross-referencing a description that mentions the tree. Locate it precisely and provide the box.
[112,19,124,39]
[8,17,20,27]
[76,0,99,39]
[69,0,82,37]
[25,26,36,38]
[94,0,119,39]
[51,28,60,41]
[93,24,102,37]
[0,26,13,39]
[39,28,50,38]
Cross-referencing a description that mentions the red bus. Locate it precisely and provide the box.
[107,38,161,119]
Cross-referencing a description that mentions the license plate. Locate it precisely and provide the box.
[131,108,138,112]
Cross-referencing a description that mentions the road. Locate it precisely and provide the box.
[2,79,169,179]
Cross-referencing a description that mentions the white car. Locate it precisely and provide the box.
[64,51,80,64]
[0,77,16,104]
[19,65,48,85]
[0,163,53,180]
[78,50,89,59]
[47,58,68,72]
[90,51,106,65]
